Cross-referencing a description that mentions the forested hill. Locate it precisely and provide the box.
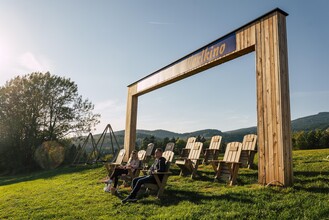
[135,112,328,138]
[135,129,224,139]
[223,112,329,140]
[291,112,329,131]
[87,112,329,148]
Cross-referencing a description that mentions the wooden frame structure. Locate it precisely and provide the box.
[124,8,293,186]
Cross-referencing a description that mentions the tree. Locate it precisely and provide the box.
[0,72,100,172]
[319,129,329,149]
[307,130,320,149]
[293,131,308,150]
[175,138,186,155]
[141,137,150,150]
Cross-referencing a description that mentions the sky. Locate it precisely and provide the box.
[0,0,329,134]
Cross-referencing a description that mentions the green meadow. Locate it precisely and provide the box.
[1,149,329,220]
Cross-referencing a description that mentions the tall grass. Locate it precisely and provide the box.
[1,149,329,219]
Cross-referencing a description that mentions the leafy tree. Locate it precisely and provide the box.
[163,137,170,146]
[307,130,320,149]
[319,129,329,149]
[292,129,329,150]
[0,72,100,172]
[64,144,77,164]
[293,131,308,150]
[175,138,186,155]
[149,136,156,146]
[141,137,150,150]
[170,137,176,143]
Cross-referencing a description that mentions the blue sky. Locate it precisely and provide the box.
[0,0,328,134]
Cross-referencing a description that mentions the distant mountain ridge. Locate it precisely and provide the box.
[291,112,329,131]
[78,112,329,150]
[135,129,224,139]
[119,112,329,138]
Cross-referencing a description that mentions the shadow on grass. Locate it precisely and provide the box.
[169,167,259,186]
[188,170,259,186]
[294,185,329,194]
[293,171,329,194]
[294,171,329,177]
[0,165,101,187]
[117,171,329,205]
[138,188,254,207]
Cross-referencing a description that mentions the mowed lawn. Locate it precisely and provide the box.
[1,149,329,219]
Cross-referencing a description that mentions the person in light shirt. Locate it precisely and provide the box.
[104,150,140,194]
[122,148,166,203]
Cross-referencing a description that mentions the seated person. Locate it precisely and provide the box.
[122,148,166,203]
[104,150,140,194]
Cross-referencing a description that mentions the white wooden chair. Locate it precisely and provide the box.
[120,149,146,185]
[164,142,175,152]
[144,143,155,165]
[240,134,257,168]
[175,142,203,179]
[212,142,242,185]
[104,148,126,175]
[203,135,222,164]
[179,137,196,159]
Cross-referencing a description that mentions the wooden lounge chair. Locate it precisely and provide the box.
[180,137,196,159]
[144,143,155,165]
[142,150,175,198]
[175,142,203,179]
[203,135,222,164]
[126,149,147,178]
[240,134,258,169]
[120,149,146,185]
[164,142,175,152]
[104,148,126,175]
[138,150,147,163]
[212,142,242,185]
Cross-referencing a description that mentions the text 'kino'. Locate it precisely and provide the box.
[186,33,236,68]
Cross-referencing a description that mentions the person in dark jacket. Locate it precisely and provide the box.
[122,148,166,203]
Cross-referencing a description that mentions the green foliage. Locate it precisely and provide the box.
[292,112,329,131]
[292,129,329,150]
[0,149,329,219]
[175,138,187,155]
[0,72,100,173]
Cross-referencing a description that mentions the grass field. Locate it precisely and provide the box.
[1,149,329,219]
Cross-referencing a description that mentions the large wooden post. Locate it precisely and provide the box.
[255,12,293,186]
[124,85,138,161]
